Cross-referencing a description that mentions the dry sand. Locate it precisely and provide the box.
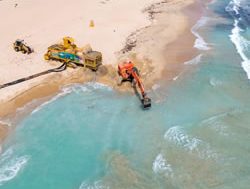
[0,0,204,141]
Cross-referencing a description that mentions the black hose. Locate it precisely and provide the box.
[0,62,67,90]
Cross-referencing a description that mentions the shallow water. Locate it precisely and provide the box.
[1,0,250,188]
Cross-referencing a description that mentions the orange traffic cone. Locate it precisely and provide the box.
[89,20,95,28]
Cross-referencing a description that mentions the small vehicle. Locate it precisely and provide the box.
[13,39,32,54]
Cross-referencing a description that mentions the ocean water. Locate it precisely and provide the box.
[1,0,250,188]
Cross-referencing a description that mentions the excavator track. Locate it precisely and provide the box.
[0,62,67,90]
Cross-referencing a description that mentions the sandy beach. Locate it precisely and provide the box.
[0,0,203,141]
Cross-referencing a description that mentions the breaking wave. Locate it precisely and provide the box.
[201,114,229,136]
[32,82,112,114]
[0,148,29,185]
[152,153,173,177]
[191,17,210,50]
[184,54,203,65]
[200,108,244,136]
[79,180,109,189]
[226,0,250,79]
[164,126,217,160]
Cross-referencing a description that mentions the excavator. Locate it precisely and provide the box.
[118,61,151,109]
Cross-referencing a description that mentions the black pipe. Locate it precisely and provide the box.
[0,63,67,90]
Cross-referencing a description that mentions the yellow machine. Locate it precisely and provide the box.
[63,37,77,51]
[83,51,102,71]
[44,37,103,71]
[13,39,33,54]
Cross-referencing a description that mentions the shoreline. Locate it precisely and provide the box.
[160,0,204,83]
[0,0,204,142]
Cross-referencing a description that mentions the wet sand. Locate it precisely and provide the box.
[0,123,9,144]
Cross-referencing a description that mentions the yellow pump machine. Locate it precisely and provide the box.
[44,37,102,71]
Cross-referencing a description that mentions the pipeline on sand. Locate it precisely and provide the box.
[0,62,67,90]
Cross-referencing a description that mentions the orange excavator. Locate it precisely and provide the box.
[118,61,151,109]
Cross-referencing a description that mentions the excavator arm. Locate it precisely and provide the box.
[131,67,151,109]
[131,68,146,97]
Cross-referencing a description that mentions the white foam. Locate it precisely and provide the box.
[184,54,203,65]
[194,38,210,51]
[209,0,218,5]
[79,180,109,189]
[164,126,217,159]
[173,75,180,81]
[31,82,112,114]
[0,155,29,185]
[209,77,223,87]
[152,153,173,177]
[0,148,13,164]
[202,116,229,136]
[31,86,73,114]
[230,20,250,79]
[0,120,11,127]
[200,110,241,136]
[152,84,160,91]
[228,0,250,80]
[85,82,112,91]
[226,0,241,15]
[173,71,184,81]
[164,126,201,151]
[191,17,210,51]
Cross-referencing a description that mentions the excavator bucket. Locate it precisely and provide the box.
[142,97,151,109]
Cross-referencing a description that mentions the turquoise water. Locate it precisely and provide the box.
[1,0,250,188]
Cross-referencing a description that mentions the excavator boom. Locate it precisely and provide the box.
[131,70,151,109]
[131,69,145,97]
